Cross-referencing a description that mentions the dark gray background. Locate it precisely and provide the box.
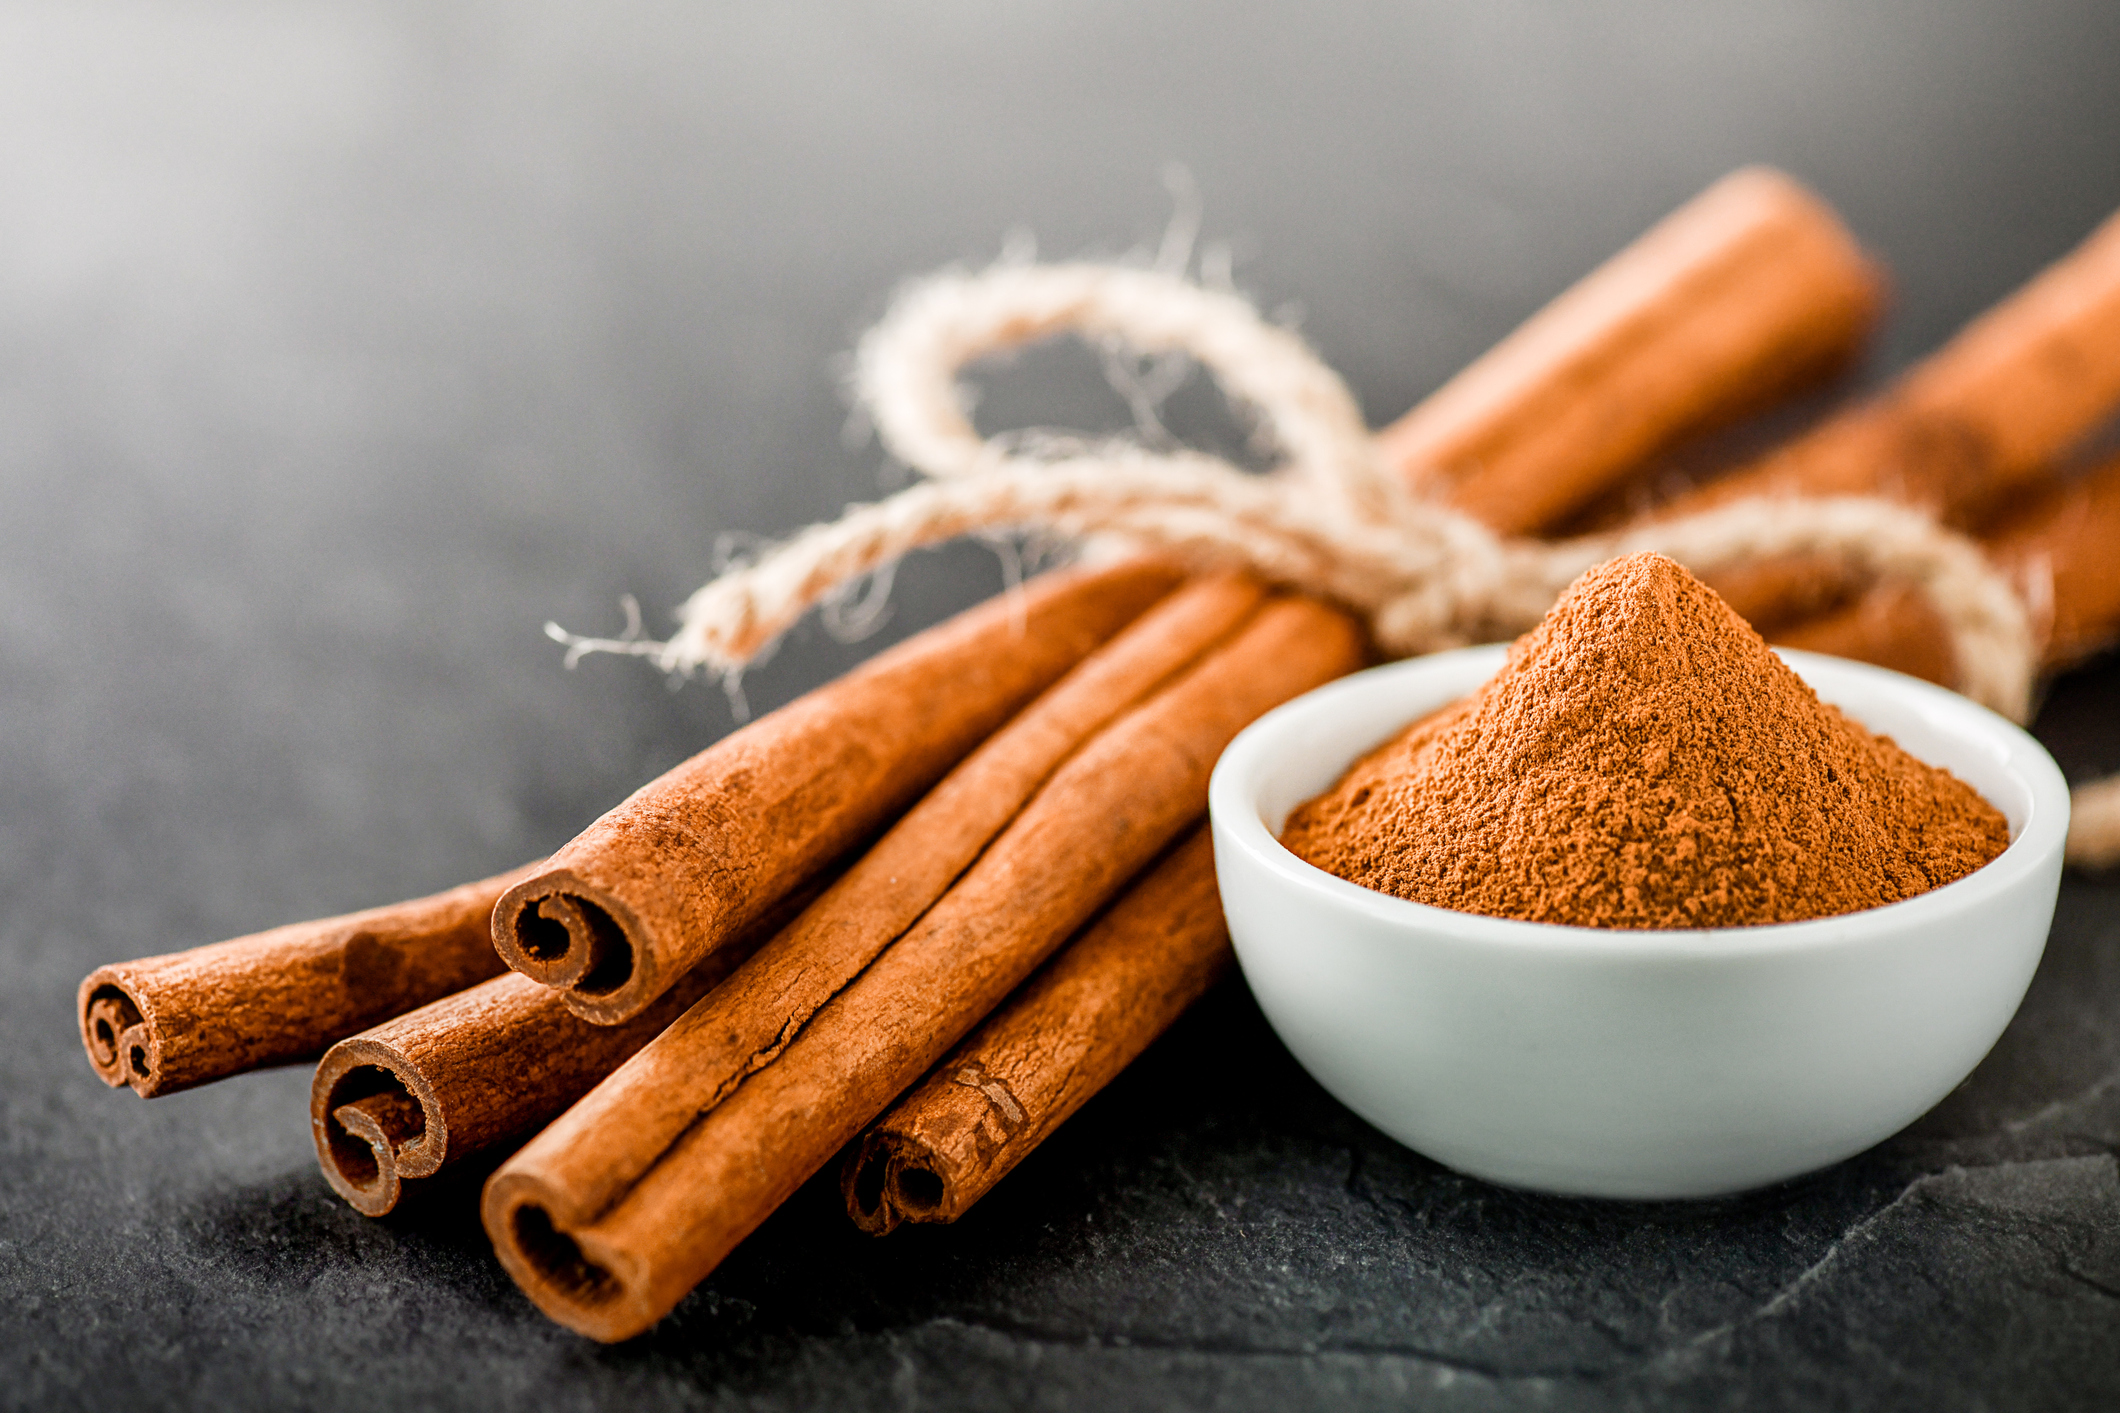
[5,3,2120,1409]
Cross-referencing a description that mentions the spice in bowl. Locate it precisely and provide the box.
[1281,552,2010,928]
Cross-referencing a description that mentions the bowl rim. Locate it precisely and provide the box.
[1209,645,2073,960]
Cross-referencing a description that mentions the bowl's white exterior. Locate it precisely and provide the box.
[1208,647,2070,1199]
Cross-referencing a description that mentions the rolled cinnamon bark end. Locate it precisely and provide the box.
[845,827,1229,1236]
[1381,166,1880,537]
[311,973,632,1218]
[484,1173,658,1342]
[552,573,1269,1142]
[492,874,644,1002]
[483,596,1366,1342]
[313,1039,445,1217]
[1655,203,2120,529]
[77,863,537,1098]
[491,558,1186,1026]
[843,1129,937,1236]
[80,983,152,1089]
[313,896,787,1217]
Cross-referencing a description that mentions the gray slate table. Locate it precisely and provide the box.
[4,3,2118,1409]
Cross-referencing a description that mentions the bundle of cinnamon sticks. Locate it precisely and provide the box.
[77,166,2120,1343]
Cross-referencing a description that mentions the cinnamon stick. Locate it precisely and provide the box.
[843,827,1227,1234]
[1648,204,2120,633]
[1381,166,1880,536]
[1770,581,1958,686]
[842,701,1465,1233]
[78,863,537,1098]
[1776,451,2120,679]
[314,973,701,1218]
[490,558,1184,1025]
[1669,204,2120,526]
[317,573,1263,1217]
[482,596,1365,1341]
[310,877,818,1217]
[1997,454,2120,669]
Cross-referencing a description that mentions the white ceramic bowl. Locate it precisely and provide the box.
[1209,646,2070,1200]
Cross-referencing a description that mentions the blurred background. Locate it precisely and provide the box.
[5,4,2120,1409]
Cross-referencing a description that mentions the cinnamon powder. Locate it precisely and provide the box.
[1282,553,2009,928]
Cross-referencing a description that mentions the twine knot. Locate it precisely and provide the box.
[569,258,2035,725]
[545,254,2120,867]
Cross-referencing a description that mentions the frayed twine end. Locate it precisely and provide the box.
[545,594,659,671]
[547,591,780,724]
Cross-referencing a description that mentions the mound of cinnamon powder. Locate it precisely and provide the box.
[1282,553,2010,928]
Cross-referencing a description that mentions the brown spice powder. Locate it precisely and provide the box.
[1281,553,2010,928]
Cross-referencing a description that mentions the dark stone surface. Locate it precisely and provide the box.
[3,3,2119,1408]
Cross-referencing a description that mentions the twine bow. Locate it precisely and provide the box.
[556,257,2120,866]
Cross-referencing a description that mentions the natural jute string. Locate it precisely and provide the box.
[556,260,2120,869]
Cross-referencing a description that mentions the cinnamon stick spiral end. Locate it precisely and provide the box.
[840,1130,954,1236]
[481,1173,659,1343]
[77,970,161,1096]
[311,1039,447,1218]
[490,870,655,1025]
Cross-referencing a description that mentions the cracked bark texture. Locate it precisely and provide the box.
[7,1,2120,1409]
